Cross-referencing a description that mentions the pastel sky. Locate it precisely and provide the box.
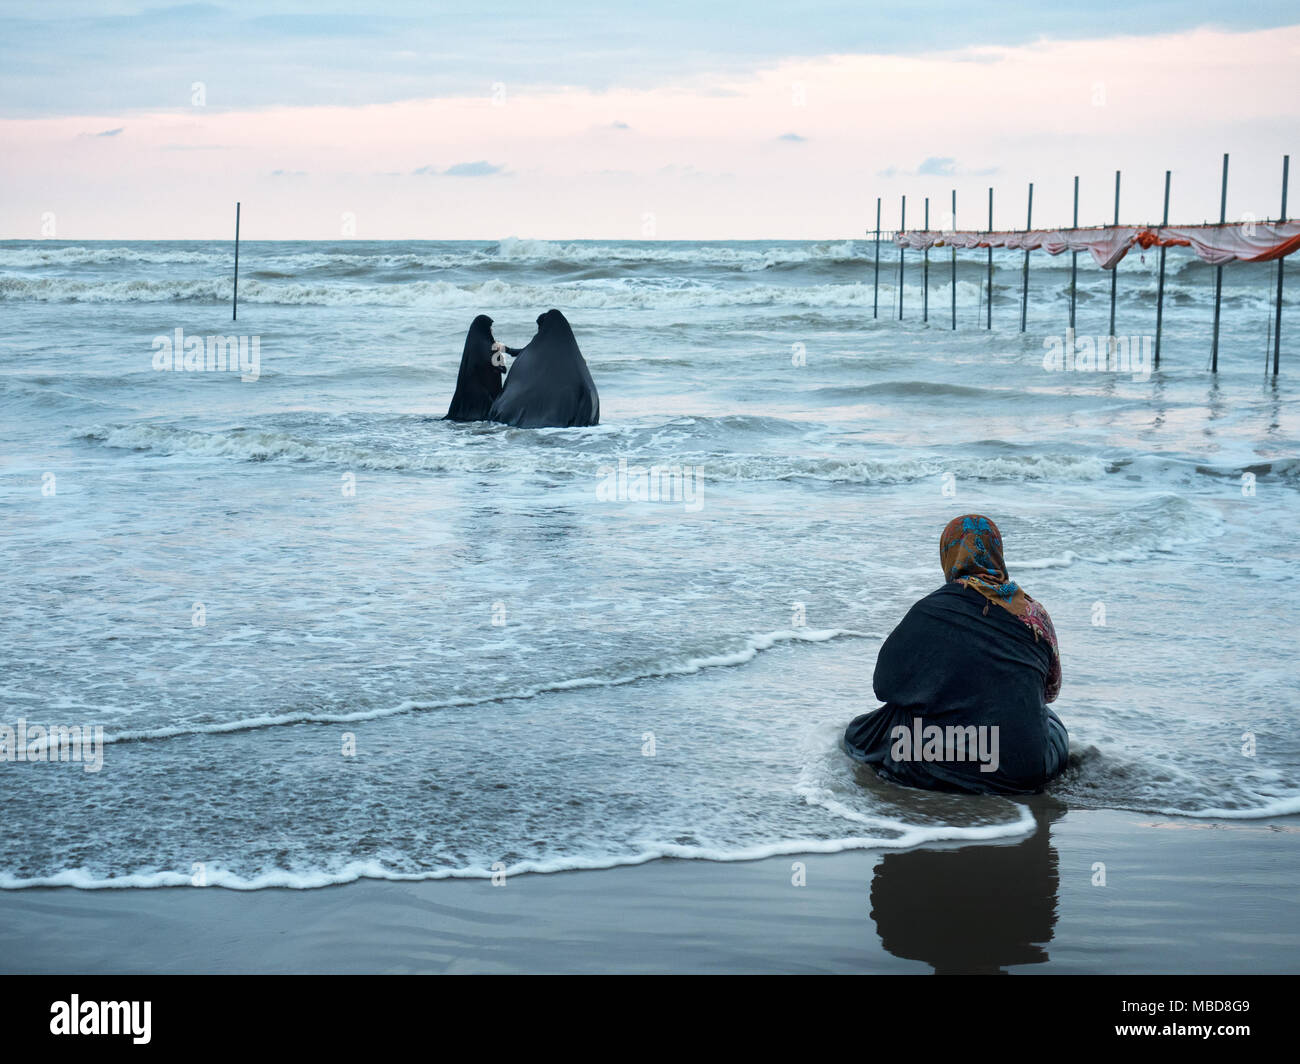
[2,2,1297,239]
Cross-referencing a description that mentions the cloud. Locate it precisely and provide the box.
[412,161,507,177]
[917,155,955,176]
[777,132,806,142]
[5,3,1297,119]
[79,126,123,138]
[443,160,505,177]
[270,169,307,177]
[877,158,998,178]
[611,120,630,129]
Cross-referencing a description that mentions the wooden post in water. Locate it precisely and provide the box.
[950,189,957,331]
[1274,155,1289,377]
[232,202,241,322]
[1108,171,1120,352]
[1069,176,1078,331]
[873,197,881,320]
[898,195,906,320]
[1154,170,1171,370]
[1211,153,1228,373]
[1020,182,1033,332]
[986,187,993,330]
[923,198,930,323]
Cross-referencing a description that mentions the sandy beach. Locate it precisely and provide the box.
[3,805,1295,974]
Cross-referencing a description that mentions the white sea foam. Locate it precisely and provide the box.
[94,627,877,747]
[0,275,868,308]
[0,245,222,268]
[80,422,1116,485]
[0,817,1036,891]
[1159,795,1300,819]
[0,239,865,278]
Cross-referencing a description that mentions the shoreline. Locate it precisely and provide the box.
[3,806,1296,974]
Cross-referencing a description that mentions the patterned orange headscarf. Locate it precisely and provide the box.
[939,514,1061,702]
[939,514,1027,616]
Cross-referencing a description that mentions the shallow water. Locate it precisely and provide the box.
[1,238,1297,888]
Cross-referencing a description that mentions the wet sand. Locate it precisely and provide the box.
[1,805,1296,974]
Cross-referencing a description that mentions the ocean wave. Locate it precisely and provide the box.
[1110,453,1300,489]
[68,627,875,749]
[490,237,865,271]
[0,245,222,268]
[79,421,1115,484]
[1050,744,1300,820]
[1196,457,1300,481]
[4,264,1266,313]
[1123,278,1299,311]
[0,239,867,274]
[1162,795,1300,819]
[1,274,899,309]
[1015,494,1225,568]
[0,812,1035,891]
[815,380,1007,400]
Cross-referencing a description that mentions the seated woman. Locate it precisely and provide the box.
[843,514,1068,795]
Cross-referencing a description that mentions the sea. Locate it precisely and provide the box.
[1,237,1297,889]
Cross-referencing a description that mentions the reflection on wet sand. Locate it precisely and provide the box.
[870,800,1064,974]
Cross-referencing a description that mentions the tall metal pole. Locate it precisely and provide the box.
[1020,182,1033,332]
[923,198,930,323]
[1108,170,1120,348]
[986,187,993,330]
[1069,176,1078,331]
[1212,154,1228,373]
[1155,170,1171,370]
[232,201,241,322]
[950,189,957,331]
[898,195,906,320]
[873,197,881,320]
[1274,155,1289,377]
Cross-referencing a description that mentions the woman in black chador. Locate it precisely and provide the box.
[487,309,599,428]
[444,315,506,422]
[843,514,1069,795]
